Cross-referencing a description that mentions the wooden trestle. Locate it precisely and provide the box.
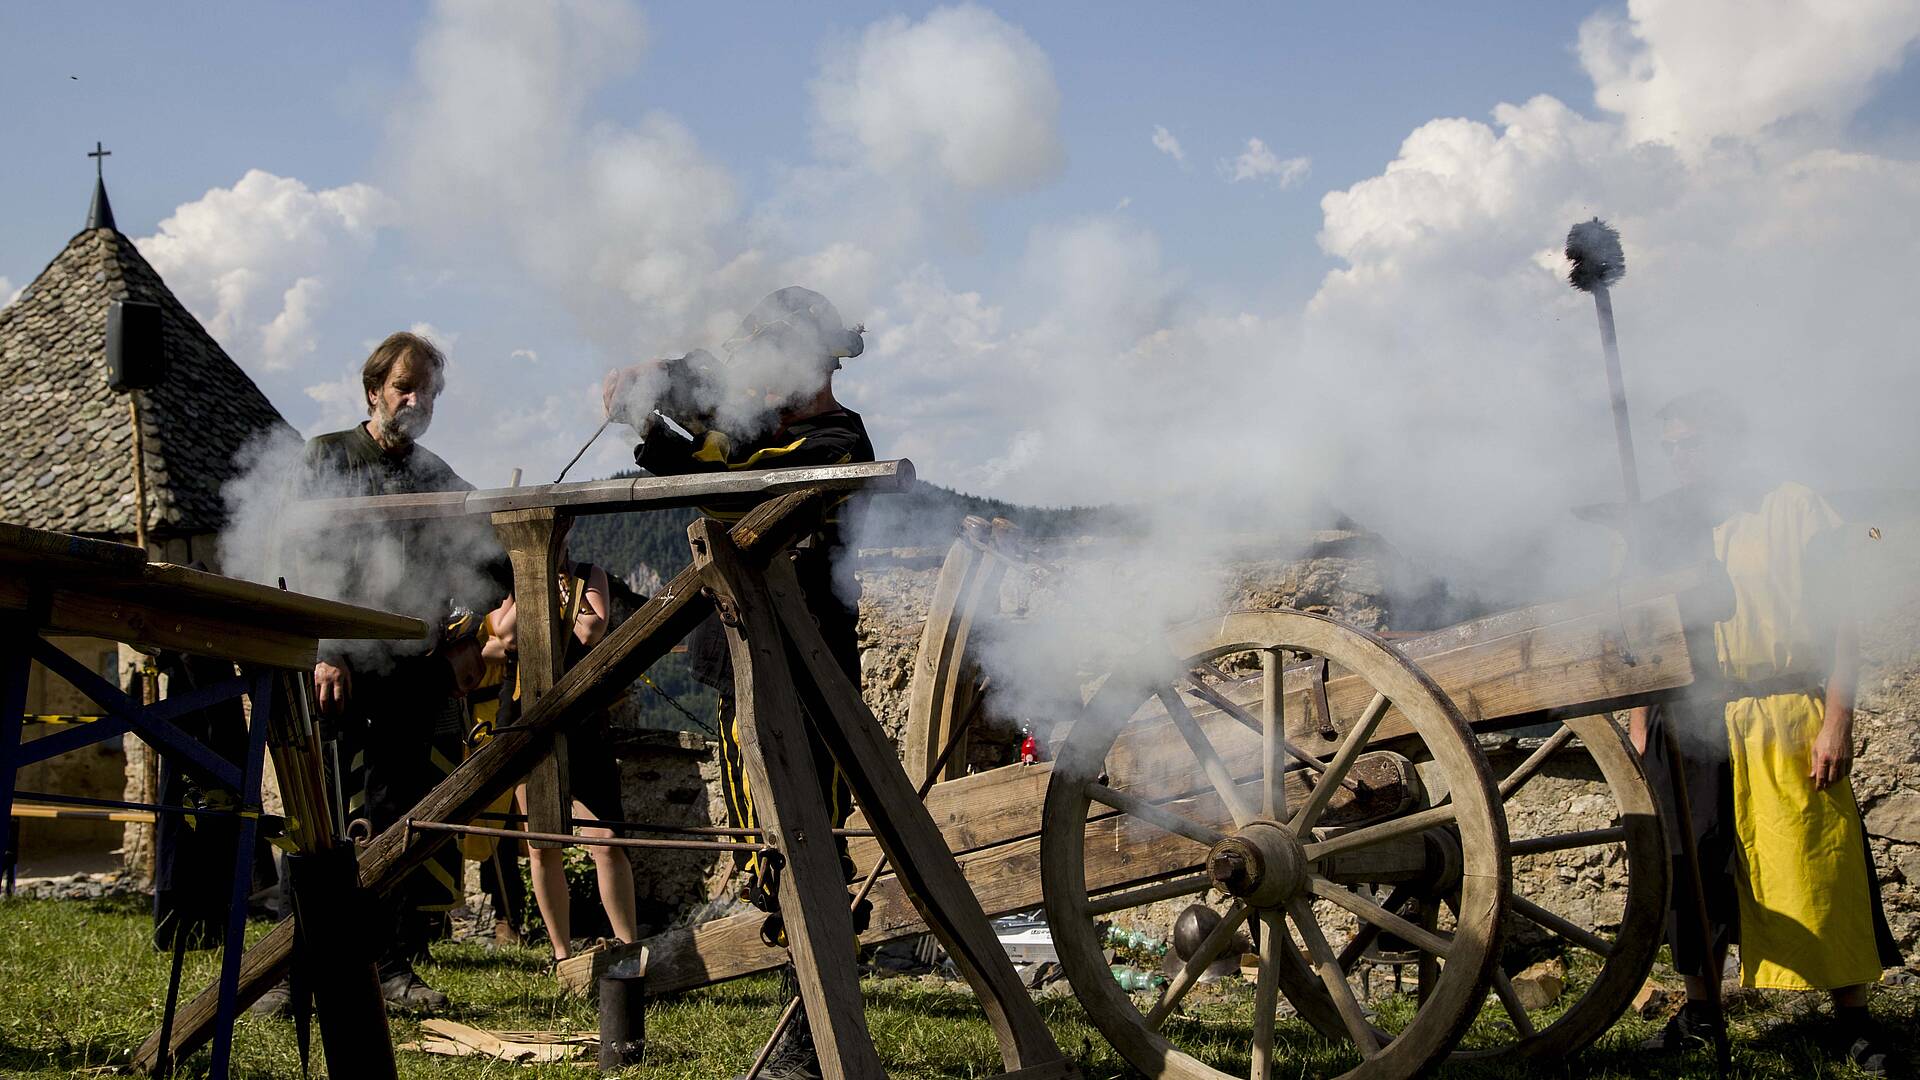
[136,461,1079,1079]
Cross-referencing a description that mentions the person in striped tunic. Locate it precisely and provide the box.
[602,287,873,1080]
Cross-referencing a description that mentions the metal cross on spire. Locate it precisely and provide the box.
[85,141,117,231]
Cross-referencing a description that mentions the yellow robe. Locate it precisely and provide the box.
[1712,482,1880,990]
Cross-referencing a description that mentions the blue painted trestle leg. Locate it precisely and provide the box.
[206,668,273,1080]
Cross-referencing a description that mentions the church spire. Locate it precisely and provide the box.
[85,141,116,232]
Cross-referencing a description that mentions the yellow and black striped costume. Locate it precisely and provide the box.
[637,408,873,908]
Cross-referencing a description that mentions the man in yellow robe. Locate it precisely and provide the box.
[1630,391,1900,1072]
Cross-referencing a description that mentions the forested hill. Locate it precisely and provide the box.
[567,473,1122,591]
[563,475,1120,734]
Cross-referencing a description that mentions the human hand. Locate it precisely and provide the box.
[602,362,669,425]
[313,659,353,715]
[1809,713,1854,790]
[493,595,516,643]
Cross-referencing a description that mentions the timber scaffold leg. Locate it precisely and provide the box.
[690,518,1076,1079]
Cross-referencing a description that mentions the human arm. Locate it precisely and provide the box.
[1628,706,1650,756]
[1810,618,1859,790]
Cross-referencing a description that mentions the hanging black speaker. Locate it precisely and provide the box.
[106,299,166,392]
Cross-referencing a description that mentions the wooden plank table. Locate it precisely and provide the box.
[0,520,421,1080]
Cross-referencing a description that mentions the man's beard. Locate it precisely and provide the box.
[377,402,432,444]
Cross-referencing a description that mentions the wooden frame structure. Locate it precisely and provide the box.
[133,460,1077,1078]
[0,522,421,1079]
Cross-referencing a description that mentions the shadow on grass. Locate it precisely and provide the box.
[0,1034,135,1078]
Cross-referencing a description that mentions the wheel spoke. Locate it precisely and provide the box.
[1510,826,1626,857]
[1289,692,1390,835]
[1303,802,1455,861]
[1146,902,1250,1029]
[1415,897,1440,1007]
[1512,894,1613,957]
[1286,897,1382,1057]
[1178,675,1347,788]
[1250,911,1283,1080]
[1488,967,1539,1038]
[1156,686,1254,828]
[1086,873,1212,916]
[1307,878,1453,958]
[1334,884,1414,971]
[1260,649,1284,820]
[1498,724,1577,800]
[1178,673,1261,735]
[1086,783,1226,847]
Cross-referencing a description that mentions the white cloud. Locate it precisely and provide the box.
[1297,6,1920,590]
[136,170,394,373]
[259,277,325,370]
[386,0,742,353]
[1151,125,1187,166]
[407,321,459,350]
[842,1,1920,611]
[811,4,1064,194]
[1220,137,1311,188]
[1579,0,1920,150]
[510,348,539,363]
[302,370,368,432]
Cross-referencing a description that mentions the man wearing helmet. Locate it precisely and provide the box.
[601,287,873,1080]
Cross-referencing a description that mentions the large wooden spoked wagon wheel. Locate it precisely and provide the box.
[1041,610,1510,1080]
[1271,713,1669,1062]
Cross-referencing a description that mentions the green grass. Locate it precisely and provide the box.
[1,896,1912,1078]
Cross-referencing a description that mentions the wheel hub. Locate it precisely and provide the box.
[1206,821,1306,907]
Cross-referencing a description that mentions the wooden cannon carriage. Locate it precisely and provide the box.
[138,463,1713,1080]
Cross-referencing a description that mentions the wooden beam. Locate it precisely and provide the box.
[692,521,886,1080]
[304,459,915,523]
[577,770,1267,997]
[492,507,571,844]
[0,578,323,670]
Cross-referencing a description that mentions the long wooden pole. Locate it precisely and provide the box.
[1588,279,1730,1076]
[1592,286,1641,511]
[127,394,149,553]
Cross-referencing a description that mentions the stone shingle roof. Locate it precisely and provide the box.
[0,223,293,538]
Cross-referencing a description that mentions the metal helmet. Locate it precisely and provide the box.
[722,286,865,366]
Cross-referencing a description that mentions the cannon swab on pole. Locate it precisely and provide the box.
[1567,216,1731,1077]
[1566,219,1639,516]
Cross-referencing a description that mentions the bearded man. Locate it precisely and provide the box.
[290,331,499,1013]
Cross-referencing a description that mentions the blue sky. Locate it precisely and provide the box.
[3,2,1918,599]
[3,3,1610,312]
